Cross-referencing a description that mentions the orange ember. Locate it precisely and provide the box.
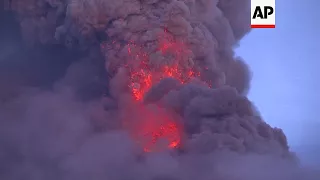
[124,107,182,152]
[130,69,153,101]
[142,121,181,152]
[107,30,204,152]
[121,31,198,151]
[126,31,200,101]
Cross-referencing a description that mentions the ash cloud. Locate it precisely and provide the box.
[0,0,319,180]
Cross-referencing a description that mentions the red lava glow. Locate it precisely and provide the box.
[123,31,196,151]
[126,31,200,101]
[124,107,182,152]
[103,30,202,152]
[142,121,181,152]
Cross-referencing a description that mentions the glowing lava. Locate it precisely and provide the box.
[122,32,198,151]
[126,32,200,101]
[105,30,200,152]
[124,106,182,152]
[142,121,181,152]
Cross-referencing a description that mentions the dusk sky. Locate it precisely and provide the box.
[236,0,320,166]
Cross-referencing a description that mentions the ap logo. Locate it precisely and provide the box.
[251,0,276,28]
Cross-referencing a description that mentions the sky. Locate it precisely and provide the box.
[236,0,320,166]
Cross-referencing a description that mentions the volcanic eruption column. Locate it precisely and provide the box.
[3,0,317,179]
[66,0,289,153]
[11,0,288,157]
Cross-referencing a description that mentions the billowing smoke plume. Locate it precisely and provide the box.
[1,0,319,180]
